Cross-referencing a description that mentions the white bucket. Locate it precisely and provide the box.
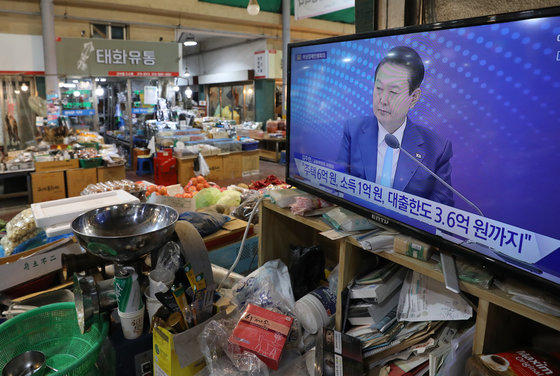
[118,306,145,339]
[295,286,336,334]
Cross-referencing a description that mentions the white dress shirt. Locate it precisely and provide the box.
[375,119,407,187]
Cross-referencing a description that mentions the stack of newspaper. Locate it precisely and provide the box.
[344,268,475,375]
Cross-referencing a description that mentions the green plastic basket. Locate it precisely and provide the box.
[0,302,108,375]
[79,158,103,168]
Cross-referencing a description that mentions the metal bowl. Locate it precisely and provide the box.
[71,203,178,263]
[2,350,45,376]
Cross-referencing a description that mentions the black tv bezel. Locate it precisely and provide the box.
[285,6,560,295]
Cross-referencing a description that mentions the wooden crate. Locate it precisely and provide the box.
[31,171,66,203]
[66,168,98,197]
[205,155,224,182]
[35,159,79,172]
[241,150,260,177]
[177,157,196,186]
[97,165,126,183]
[222,153,243,180]
[177,155,225,184]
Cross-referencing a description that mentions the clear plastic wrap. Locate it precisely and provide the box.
[80,179,144,195]
[5,208,36,243]
[199,317,269,376]
[231,192,262,224]
[155,241,183,274]
[289,196,333,216]
[1,228,42,256]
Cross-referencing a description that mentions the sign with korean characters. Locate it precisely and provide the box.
[56,38,180,77]
[254,50,282,79]
[295,0,354,21]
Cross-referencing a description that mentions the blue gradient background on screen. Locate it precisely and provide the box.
[289,17,560,242]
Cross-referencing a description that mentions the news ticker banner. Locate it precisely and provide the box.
[293,154,560,264]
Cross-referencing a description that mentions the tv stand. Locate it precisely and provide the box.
[258,200,560,355]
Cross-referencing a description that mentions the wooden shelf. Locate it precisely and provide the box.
[258,200,560,355]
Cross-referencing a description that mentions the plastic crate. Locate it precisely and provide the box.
[241,141,259,151]
[78,142,100,150]
[209,235,259,275]
[79,157,103,168]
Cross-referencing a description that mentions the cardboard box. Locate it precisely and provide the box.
[65,168,98,197]
[147,184,196,213]
[34,159,79,172]
[205,155,223,182]
[153,311,226,376]
[393,235,433,261]
[241,151,259,177]
[176,157,196,186]
[0,238,83,291]
[176,155,224,185]
[97,165,126,183]
[31,171,66,203]
[229,304,294,370]
[222,153,242,180]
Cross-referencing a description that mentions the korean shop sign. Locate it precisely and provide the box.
[56,37,180,77]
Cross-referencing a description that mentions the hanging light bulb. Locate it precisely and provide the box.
[20,83,29,92]
[185,87,193,98]
[184,67,191,77]
[247,0,260,16]
[95,86,104,96]
[73,90,81,97]
[173,85,180,92]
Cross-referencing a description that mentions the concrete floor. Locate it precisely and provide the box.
[0,159,286,222]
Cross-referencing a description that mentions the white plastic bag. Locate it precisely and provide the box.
[195,153,210,176]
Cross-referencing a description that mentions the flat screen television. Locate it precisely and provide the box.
[286,6,560,293]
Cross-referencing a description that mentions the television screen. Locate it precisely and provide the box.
[287,7,560,291]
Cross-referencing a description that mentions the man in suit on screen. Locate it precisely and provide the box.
[337,46,454,206]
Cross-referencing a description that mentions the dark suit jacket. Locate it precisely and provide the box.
[336,116,454,206]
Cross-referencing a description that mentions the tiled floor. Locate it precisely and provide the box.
[0,159,287,222]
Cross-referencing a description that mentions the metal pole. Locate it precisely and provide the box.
[281,0,290,119]
[92,77,99,132]
[127,78,133,169]
[40,0,58,97]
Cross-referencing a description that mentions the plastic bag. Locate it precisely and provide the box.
[5,208,36,243]
[322,206,377,232]
[194,152,210,176]
[231,260,303,352]
[289,245,325,301]
[195,187,222,209]
[199,317,269,376]
[155,241,183,274]
[178,211,230,237]
[231,191,262,224]
[266,189,310,208]
[289,196,332,216]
